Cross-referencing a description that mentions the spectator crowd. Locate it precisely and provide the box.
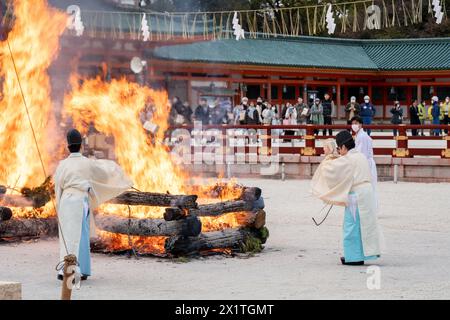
[164,93,450,137]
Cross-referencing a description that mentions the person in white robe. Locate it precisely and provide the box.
[54,129,132,280]
[351,116,378,211]
[311,130,382,265]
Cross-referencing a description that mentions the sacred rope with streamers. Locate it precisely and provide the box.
[0,0,445,40]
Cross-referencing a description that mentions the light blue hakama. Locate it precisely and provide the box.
[78,198,91,276]
[343,192,379,263]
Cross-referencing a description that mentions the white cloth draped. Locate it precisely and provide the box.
[355,129,378,211]
[54,153,132,263]
[311,149,382,257]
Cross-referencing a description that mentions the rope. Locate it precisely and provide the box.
[312,205,334,226]
[5,39,70,256]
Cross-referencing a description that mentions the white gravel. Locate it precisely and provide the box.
[1,178,449,300]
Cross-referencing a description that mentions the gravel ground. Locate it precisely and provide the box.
[1,178,449,300]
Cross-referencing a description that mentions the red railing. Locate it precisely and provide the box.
[166,124,450,158]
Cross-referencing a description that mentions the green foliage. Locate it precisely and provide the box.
[240,235,263,253]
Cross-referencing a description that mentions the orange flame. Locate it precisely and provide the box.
[0,0,67,190]
[0,1,249,255]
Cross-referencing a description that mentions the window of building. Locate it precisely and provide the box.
[348,86,367,99]
[372,87,384,102]
[245,84,261,99]
[271,86,279,100]
[437,86,450,99]
[388,86,406,102]
[282,85,296,100]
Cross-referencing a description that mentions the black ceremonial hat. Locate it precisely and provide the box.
[67,129,82,146]
[335,130,353,147]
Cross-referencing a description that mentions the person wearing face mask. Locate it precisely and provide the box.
[441,96,450,134]
[417,99,426,136]
[311,130,383,265]
[233,97,249,125]
[430,96,442,136]
[390,101,403,136]
[322,93,334,136]
[310,98,324,135]
[409,100,420,136]
[360,96,376,136]
[351,116,378,212]
[256,97,265,124]
[245,101,261,125]
[345,96,361,126]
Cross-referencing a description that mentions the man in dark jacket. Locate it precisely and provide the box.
[409,100,420,136]
[194,97,210,125]
[360,95,376,136]
[431,96,441,136]
[245,102,261,125]
[322,93,334,136]
[390,101,403,136]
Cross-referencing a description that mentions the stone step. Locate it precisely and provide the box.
[0,281,22,300]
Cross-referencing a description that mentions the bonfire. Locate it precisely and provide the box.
[0,0,268,257]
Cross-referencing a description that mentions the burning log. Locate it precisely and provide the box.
[0,218,58,238]
[164,227,269,256]
[164,199,253,221]
[235,210,266,229]
[0,207,13,222]
[94,214,202,237]
[109,191,198,208]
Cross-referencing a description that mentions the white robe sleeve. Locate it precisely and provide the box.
[88,159,133,209]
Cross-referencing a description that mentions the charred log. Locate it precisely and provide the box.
[164,227,269,256]
[109,191,198,208]
[164,199,253,220]
[0,194,34,207]
[239,187,262,202]
[0,218,58,238]
[0,207,13,222]
[94,214,202,237]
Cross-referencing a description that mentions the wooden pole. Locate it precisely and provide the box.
[60,254,77,301]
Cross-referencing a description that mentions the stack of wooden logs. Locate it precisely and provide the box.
[1,186,268,256]
[95,187,268,256]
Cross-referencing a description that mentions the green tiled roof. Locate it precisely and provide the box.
[152,36,450,71]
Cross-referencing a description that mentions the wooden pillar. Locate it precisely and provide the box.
[336,82,342,120]
[302,83,308,103]
[417,83,422,103]
[368,81,373,100]
[268,82,272,104]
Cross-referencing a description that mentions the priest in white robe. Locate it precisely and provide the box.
[54,129,132,280]
[351,116,378,210]
[311,130,382,265]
